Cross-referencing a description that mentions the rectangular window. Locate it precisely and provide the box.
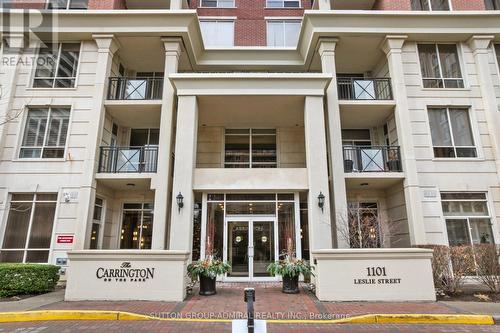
[200,20,234,48]
[20,107,70,159]
[411,0,450,10]
[418,44,464,88]
[428,107,476,158]
[267,20,301,48]
[0,194,57,263]
[485,0,500,10]
[441,192,494,246]
[33,43,80,88]
[201,0,234,7]
[120,203,153,250]
[225,129,277,168]
[348,202,380,249]
[90,197,104,250]
[46,0,89,9]
[267,0,300,8]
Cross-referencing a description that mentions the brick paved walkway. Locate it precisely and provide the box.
[36,282,459,321]
[0,321,498,333]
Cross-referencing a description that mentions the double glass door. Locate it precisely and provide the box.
[225,217,277,280]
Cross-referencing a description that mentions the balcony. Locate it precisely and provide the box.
[337,77,393,101]
[343,146,402,173]
[107,77,163,101]
[98,146,158,173]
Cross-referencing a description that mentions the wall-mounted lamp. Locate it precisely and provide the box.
[176,192,184,212]
[318,192,325,213]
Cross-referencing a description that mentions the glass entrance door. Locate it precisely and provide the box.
[227,221,249,277]
[225,218,276,280]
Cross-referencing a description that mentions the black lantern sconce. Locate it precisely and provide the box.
[176,192,184,212]
[318,192,325,212]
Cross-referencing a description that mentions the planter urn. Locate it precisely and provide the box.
[282,275,300,294]
[199,275,217,296]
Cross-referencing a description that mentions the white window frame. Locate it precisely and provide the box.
[200,0,235,8]
[18,106,71,160]
[266,19,301,48]
[199,19,235,48]
[0,193,58,263]
[119,203,154,250]
[266,0,301,8]
[427,107,477,159]
[90,197,105,249]
[441,192,495,247]
[32,42,82,89]
[45,0,89,9]
[417,43,465,89]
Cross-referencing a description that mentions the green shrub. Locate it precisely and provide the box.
[0,264,60,298]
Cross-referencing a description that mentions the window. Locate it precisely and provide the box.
[267,0,300,8]
[441,193,494,246]
[200,20,234,48]
[348,203,380,249]
[485,0,500,10]
[130,128,159,147]
[0,194,57,263]
[120,203,153,250]
[46,0,89,9]
[90,197,104,250]
[428,107,476,158]
[33,43,80,88]
[224,129,277,168]
[411,0,450,10]
[20,107,70,159]
[418,44,464,88]
[201,0,234,7]
[267,20,301,48]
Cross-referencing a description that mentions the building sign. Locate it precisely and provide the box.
[353,266,402,285]
[96,262,155,283]
[57,235,74,244]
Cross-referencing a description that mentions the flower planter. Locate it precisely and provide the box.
[199,275,217,296]
[386,160,400,172]
[282,275,300,294]
[344,159,354,173]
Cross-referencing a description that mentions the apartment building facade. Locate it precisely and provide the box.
[0,0,500,297]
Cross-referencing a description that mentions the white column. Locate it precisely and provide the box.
[318,38,349,248]
[170,0,182,9]
[151,38,182,250]
[316,0,332,10]
[382,35,426,245]
[168,95,198,252]
[0,34,24,155]
[304,95,333,251]
[74,35,119,250]
[468,36,500,180]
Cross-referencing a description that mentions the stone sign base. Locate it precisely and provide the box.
[312,248,436,302]
[65,250,190,302]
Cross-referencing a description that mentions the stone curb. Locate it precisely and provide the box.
[0,311,496,325]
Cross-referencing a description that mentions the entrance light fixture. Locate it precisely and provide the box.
[176,192,184,212]
[318,192,325,212]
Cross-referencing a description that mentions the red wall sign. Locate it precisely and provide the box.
[57,235,74,244]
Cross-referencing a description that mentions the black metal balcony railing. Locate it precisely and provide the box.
[107,77,163,100]
[337,77,393,100]
[343,146,402,173]
[98,146,158,173]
